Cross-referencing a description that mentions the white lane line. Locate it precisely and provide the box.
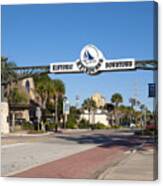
[2,143,30,149]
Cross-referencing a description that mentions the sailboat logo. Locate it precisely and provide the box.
[81,45,100,65]
[83,50,95,61]
[78,44,104,74]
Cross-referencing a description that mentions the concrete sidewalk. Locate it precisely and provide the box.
[98,148,157,181]
[1,129,91,137]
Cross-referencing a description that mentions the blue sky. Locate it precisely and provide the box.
[1,1,156,110]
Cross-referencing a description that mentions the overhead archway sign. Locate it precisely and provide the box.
[4,44,157,86]
[50,44,135,75]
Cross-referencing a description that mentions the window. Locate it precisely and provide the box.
[25,80,30,93]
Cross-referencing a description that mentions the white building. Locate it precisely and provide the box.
[80,109,110,126]
[0,102,10,134]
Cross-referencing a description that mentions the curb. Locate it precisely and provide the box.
[1,132,53,137]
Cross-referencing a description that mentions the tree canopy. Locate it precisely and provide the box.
[1,56,17,84]
[82,98,96,111]
[8,87,29,104]
[111,93,123,107]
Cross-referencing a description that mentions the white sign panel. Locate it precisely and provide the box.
[63,100,70,114]
[50,45,135,75]
[50,61,79,74]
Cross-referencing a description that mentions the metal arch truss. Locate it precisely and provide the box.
[2,65,49,85]
[135,60,157,71]
[2,59,157,85]
[12,65,50,79]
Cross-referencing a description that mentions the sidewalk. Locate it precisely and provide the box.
[1,129,92,137]
[1,129,91,145]
[98,147,157,181]
[1,131,53,137]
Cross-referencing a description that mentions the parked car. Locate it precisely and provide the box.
[15,118,27,125]
[130,123,136,129]
[146,123,156,130]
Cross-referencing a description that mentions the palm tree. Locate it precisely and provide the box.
[118,105,134,127]
[34,76,65,131]
[8,86,29,131]
[140,104,146,128]
[129,98,141,124]
[1,57,17,101]
[52,79,65,131]
[111,93,123,107]
[8,87,29,104]
[34,75,52,110]
[34,75,53,131]
[129,97,139,109]
[140,104,145,111]
[1,57,17,83]
[111,93,123,126]
[82,98,96,124]
[1,57,19,131]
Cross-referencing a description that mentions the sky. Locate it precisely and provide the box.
[1,1,157,110]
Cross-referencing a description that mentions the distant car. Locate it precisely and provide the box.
[46,118,55,124]
[121,121,130,127]
[130,123,136,129]
[146,124,156,130]
[15,118,27,125]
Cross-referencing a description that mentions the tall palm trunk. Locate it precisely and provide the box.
[55,94,58,123]
[115,103,119,126]
[88,108,91,124]
[11,111,15,132]
[55,94,59,132]
[40,94,48,131]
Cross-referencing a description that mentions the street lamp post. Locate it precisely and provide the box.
[63,96,70,129]
[36,106,42,131]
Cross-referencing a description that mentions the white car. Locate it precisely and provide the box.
[130,123,136,128]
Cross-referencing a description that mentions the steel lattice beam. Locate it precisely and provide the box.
[1,65,49,85]
[135,60,158,70]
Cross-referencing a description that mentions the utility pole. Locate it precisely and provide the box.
[133,79,139,125]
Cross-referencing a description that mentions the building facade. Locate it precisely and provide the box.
[10,77,41,123]
[91,92,106,108]
[80,109,111,126]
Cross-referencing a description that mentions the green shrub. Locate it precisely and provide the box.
[94,123,108,129]
[22,122,34,130]
[111,125,120,129]
[144,129,157,136]
[49,123,56,130]
[44,121,56,131]
[78,119,90,129]
[14,125,22,131]
[28,130,45,134]
[67,115,77,129]
[135,129,157,136]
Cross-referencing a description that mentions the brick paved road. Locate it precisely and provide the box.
[13,144,129,179]
[2,137,96,176]
[2,129,155,179]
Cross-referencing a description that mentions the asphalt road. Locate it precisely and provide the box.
[1,129,154,178]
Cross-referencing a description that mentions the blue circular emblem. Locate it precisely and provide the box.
[77,44,104,75]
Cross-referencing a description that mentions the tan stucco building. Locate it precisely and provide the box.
[91,92,106,108]
[13,77,41,122]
